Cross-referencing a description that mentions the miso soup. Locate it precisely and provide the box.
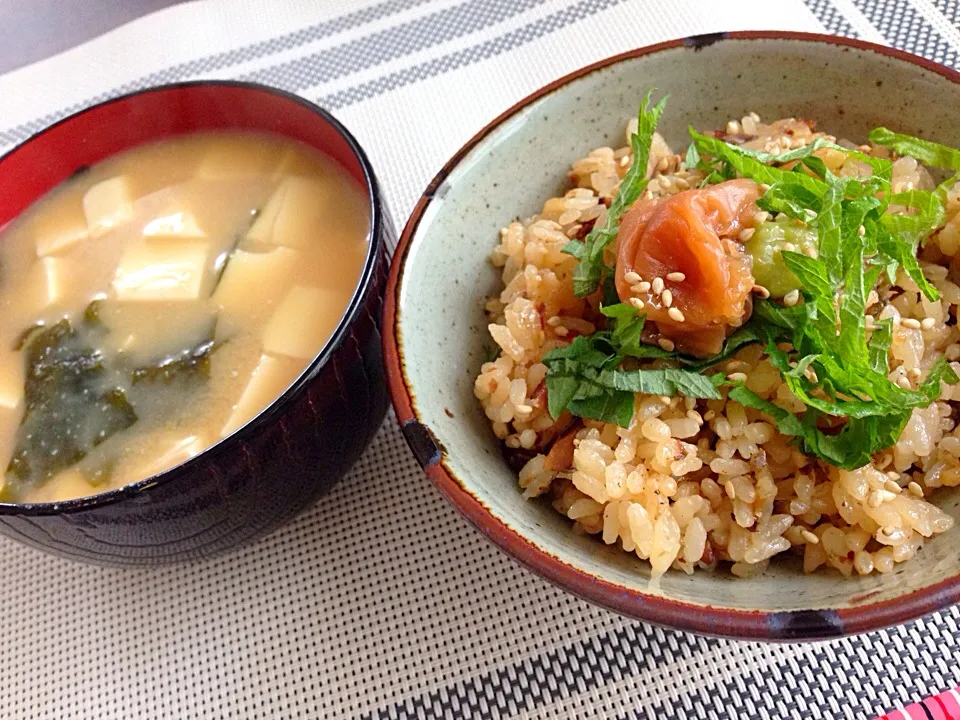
[0,133,369,503]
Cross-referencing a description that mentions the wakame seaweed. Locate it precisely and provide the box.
[131,339,217,385]
[6,318,138,491]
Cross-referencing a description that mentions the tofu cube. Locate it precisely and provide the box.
[212,247,299,336]
[142,211,205,239]
[32,202,88,257]
[24,470,99,504]
[195,141,278,179]
[83,176,134,236]
[99,301,216,364]
[221,354,302,437]
[18,257,70,319]
[246,177,340,250]
[262,285,343,359]
[113,239,211,302]
[271,148,321,179]
[140,435,208,478]
[0,352,24,411]
[136,185,207,239]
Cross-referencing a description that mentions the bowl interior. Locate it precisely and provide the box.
[396,37,960,618]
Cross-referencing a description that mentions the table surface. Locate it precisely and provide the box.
[0,0,186,74]
[2,1,960,719]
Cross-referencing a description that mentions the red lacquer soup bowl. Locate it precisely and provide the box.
[0,81,392,565]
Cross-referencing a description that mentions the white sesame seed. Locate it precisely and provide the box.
[658,338,675,352]
[624,270,642,284]
[921,317,936,330]
[901,318,922,329]
[652,277,665,294]
[752,284,771,299]
[515,404,533,414]
[703,410,716,421]
[630,283,647,295]
[660,395,672,405]
[801,529,819,544]
[805,208,818,219]
[897,375,912,389]
[783,290,800,307]
[782,242,798,253]
[739,227,756,242]
[803,246,819,258]
[687,410,704,425]
[725,120,740,135]
[884,480,902,494]
[724,481,737,499]
[667,307,685,323]
[666,271,686,282]
[908,481,924,497]
[803,366,818,384]
[908,368,922,380]
[620,155,631,167]
[554,326,569,337]
[727,372,748,382]
[636,281,651,293]
[662,289,673,307]
[546,316,562,326]
[868,491,883,508]
[858,225,866,237]
[880,489,898,503]
[754,210,770,224]
[629,297,645,310]
[759,183,771,193]
[886,471,900,481]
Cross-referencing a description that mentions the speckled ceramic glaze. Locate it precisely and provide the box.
[0,82,391,565]
[385,33,960,640]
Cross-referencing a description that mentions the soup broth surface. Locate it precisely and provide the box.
[0,132,369,503]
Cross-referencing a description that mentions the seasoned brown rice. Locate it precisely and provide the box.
[474,112,960,579]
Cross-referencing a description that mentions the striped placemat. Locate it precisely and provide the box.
[1,1,959,718]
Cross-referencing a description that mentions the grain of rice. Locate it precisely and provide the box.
[784,289,800,307]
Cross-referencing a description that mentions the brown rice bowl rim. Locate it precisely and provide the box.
[383,31,960,641]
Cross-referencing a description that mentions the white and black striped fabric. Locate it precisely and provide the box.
[1,1,959,718]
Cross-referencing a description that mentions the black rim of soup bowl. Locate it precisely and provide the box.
[0,81,388,523]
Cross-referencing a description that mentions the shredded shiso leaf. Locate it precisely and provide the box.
[546,93,959,469]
